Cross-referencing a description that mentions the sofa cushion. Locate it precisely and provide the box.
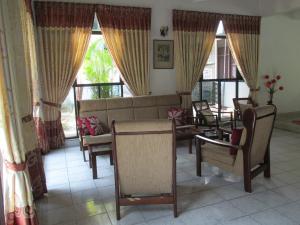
[85,116,105,136]
[106,97,132,109]
[134,107,158,120]
[230,128,243,155]
[132,96,156,107]
[77,117,90,135]
[79,111,109,129]
[156,95,181,106]
[82,133,112,146]
[107,108,134,127]
[79,99,107,112]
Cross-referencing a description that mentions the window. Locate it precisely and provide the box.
[61,16,131,138]
[192,21,250,118]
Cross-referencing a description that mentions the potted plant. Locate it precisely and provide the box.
[263,74,284,105]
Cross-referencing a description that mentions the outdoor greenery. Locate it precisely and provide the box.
[83,37,115,99]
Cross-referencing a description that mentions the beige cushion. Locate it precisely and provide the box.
[106,97,132,109]
[114,120,174,195]
[202,143,235,166]
[107,108,134,127]
[79,99,107,112]
[156,95,181,106]
[132,96,156,107]
[134,107,159,120]
[82,133,112,146]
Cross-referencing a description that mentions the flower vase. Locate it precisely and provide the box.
[267,93,273,105]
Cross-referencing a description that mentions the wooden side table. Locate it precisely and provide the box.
[88,143,113,179]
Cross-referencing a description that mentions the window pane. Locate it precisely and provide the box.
[202,81,218,108]
[238,81,250,98]
[77,34,121,84]
[220,81,235,110]
[192,82,201,101]
[92,15,101,31]
[61,88,76,138]
[216,39,237,79]
[216,21,225,36]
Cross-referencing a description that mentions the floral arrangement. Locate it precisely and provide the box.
[263,74,284,104]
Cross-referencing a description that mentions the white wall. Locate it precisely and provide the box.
[258,11,300,113]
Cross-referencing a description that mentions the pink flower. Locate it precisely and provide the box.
[279,86,284,91]
[276,75,281,80]
[264,75,270,79]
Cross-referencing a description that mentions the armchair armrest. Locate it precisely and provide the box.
[195,134,239,149]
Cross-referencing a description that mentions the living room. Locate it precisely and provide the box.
[1,0,300,225]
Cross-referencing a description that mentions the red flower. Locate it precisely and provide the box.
[271,79,276,84]
[279,86,284,91]
[265,82,272,88]
[276,75,281,80]
[264,75,270,79]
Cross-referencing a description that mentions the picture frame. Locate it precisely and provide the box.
[153,40,174,69]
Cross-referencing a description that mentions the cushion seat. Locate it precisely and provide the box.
[82,133,112,146]
[202,143,236,166]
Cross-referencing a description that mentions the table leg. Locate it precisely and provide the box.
[109,151,113,165]
[91,154,97,179]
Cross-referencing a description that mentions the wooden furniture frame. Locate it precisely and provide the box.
[112,120,177,220]
[88,143,113,179]
[195,105,277,193]
[233,97,256,124]
[192,100,234,130]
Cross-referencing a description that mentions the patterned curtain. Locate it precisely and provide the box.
[222,15,261,101]
[0,0,44,224]
[96,5,151,96]
[173,10,220,110]
[34,2,94,153]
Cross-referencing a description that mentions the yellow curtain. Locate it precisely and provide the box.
[173,10,220,110]
[0,0,41,224]
[34,2,94,152]
[222,15,261,101]
[96,5,151,96]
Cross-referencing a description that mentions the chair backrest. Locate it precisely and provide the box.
[233,98,256,120]
[192,100,215,125]
[243,105,276,167]
[112,120,176,196]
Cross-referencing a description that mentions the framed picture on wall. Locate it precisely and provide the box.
[153,40,174,69]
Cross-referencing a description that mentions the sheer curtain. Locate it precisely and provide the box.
[34,2,94,152]
[96,4,151,96]
[222,15,261,101]
[173,10,220,110]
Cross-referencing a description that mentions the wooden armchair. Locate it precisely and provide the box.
[233,98,257,126]
[195,105,277,193]
[192,100,233,130]
[112,120,177,220]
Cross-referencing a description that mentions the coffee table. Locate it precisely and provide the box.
[88,143,113,179]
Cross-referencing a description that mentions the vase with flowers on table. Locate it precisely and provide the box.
[263,74,284,105]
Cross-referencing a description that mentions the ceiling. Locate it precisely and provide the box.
[34,0,300,16]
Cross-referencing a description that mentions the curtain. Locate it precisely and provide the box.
[222,14,261,101]
[173,10,220,110]
[0,0,42,224]
[34,2,94,152]
[96,5,151,96]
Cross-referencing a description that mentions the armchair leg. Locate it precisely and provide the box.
[264,162,271,178]
[196,139,202,176]
[173,202,178,218]
[116,201,121,220]
[244,173,252,193]
[109,151,114,166]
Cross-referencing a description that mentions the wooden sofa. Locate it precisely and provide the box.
[77,94,181,160]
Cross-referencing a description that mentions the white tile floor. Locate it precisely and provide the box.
[37,129,300,225]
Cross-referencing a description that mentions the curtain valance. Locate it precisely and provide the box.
[34,1,95,27]
[96,4,151,30]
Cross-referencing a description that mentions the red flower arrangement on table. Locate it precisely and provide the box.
[263,74,284,104]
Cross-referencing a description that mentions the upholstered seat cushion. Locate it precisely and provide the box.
[82,133,112,146]
[202,143,235,165]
